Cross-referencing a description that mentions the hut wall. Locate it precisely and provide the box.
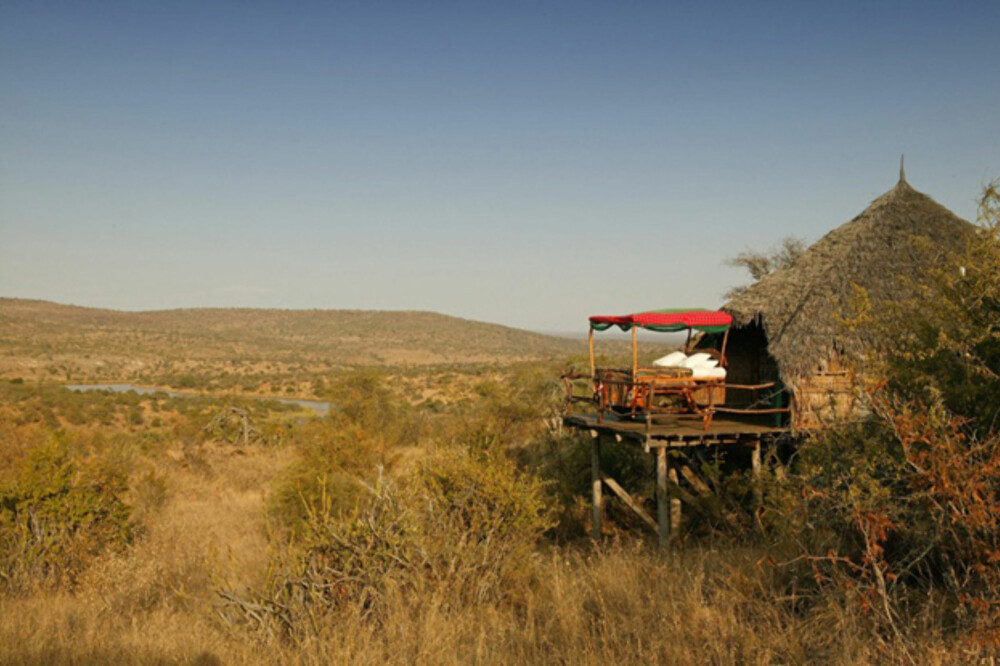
[792,354,869,430]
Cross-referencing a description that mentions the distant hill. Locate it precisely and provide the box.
[0,298,587,371]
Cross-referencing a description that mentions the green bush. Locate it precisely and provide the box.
[0,433,133,593]
[268,420,386,536]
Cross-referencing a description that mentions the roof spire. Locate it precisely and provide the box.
[899,154,906,183]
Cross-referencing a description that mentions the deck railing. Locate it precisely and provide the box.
[561,369,791,431]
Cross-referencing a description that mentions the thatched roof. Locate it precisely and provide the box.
[723,173,975,380]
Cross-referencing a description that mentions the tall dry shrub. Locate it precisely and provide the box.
[765,396,1000,650]
[223,447,554,644]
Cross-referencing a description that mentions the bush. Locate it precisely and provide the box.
[223,447,554,643]
[760,182,1000,650]
[0,434,133,593]
[763,393,1000,649]
[267,420,387,536]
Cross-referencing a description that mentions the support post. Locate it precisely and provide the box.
[752,439,762,522]
[657,447,669,548]
[669,466,682,539]
[591,436,602,540]
[631,326,637,377]
[588,328,595,378]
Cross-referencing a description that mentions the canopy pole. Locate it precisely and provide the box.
[685,328,692,352]
[631,326,638,376]
[720,327,730,364]
[588,328,596,377]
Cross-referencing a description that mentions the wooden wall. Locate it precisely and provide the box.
[791,353,870,430]
[719,325,873,430]
[718,324,780,387]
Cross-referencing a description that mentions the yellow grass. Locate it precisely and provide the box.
[0,372,984,664]
[0,423,975,666]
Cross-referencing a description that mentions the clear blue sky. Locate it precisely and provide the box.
[2,1,998,332]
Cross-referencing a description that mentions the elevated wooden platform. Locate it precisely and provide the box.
[563,412,788,449]
[564,410,789,547]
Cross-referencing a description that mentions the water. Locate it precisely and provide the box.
[64,383,330,416]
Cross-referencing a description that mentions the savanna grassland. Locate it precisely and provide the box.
[0,299,595,398]
[3,185,1000,666]
[0,366,908,666]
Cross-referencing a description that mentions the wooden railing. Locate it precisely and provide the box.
[562,369,791,430]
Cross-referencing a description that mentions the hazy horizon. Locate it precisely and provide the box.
[3,1,998,331]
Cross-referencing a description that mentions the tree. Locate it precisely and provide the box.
[725,236,806,298]
[887,180,1000,435]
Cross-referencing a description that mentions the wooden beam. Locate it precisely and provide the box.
[591,437,602,540]
[669,466,682,540]
[752,439,762,524]
[588,328,595,378]
[601,474,658,533]
[679,463,713,497]
[631,326,637,377]
[656,447,668,548]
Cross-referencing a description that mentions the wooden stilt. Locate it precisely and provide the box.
[657,447,669,548]
[669,466,682,540]
[591,436,602,540]
[751,439,762,525]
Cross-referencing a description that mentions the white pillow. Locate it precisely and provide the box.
[692,366,727,379]
[700,358,719,369]
[652,351,687,368]
[680,352,712,368]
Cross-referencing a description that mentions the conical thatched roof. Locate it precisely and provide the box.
[723,174,975,381]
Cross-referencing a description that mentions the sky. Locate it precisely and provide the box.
[2,1,998,333]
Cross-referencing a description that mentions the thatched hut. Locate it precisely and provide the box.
[721,168,976,430]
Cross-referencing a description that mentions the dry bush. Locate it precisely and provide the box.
[267,420,391,536]
[2,540,978,666]
[216,542,972,665]
[760,394,1000,657]
[222,447,554,644]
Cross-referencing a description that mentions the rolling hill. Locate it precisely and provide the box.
[0,298,599,387]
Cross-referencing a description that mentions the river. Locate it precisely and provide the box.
[64,383,330,416]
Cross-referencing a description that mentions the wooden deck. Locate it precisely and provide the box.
[563,411,787,448]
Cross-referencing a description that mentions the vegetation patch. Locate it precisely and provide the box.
[0,433,133,593]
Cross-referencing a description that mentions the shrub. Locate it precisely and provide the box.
[267,421,386,536]
[763,393,1000,649]
[885,180,1000,436]
[0,433,134,593]
[223,447,554,643]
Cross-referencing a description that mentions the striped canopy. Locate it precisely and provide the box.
[589,309,732,333]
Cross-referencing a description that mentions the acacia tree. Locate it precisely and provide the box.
[725,236,806,298]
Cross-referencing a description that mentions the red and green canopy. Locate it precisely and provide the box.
[589,309,732,334]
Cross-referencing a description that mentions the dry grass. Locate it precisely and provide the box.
[1,536,975,665]
[0,431,979,665]
[0,373,986,665]
[0,437,290,665]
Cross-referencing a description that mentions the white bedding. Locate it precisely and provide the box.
[691,366,727,380]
